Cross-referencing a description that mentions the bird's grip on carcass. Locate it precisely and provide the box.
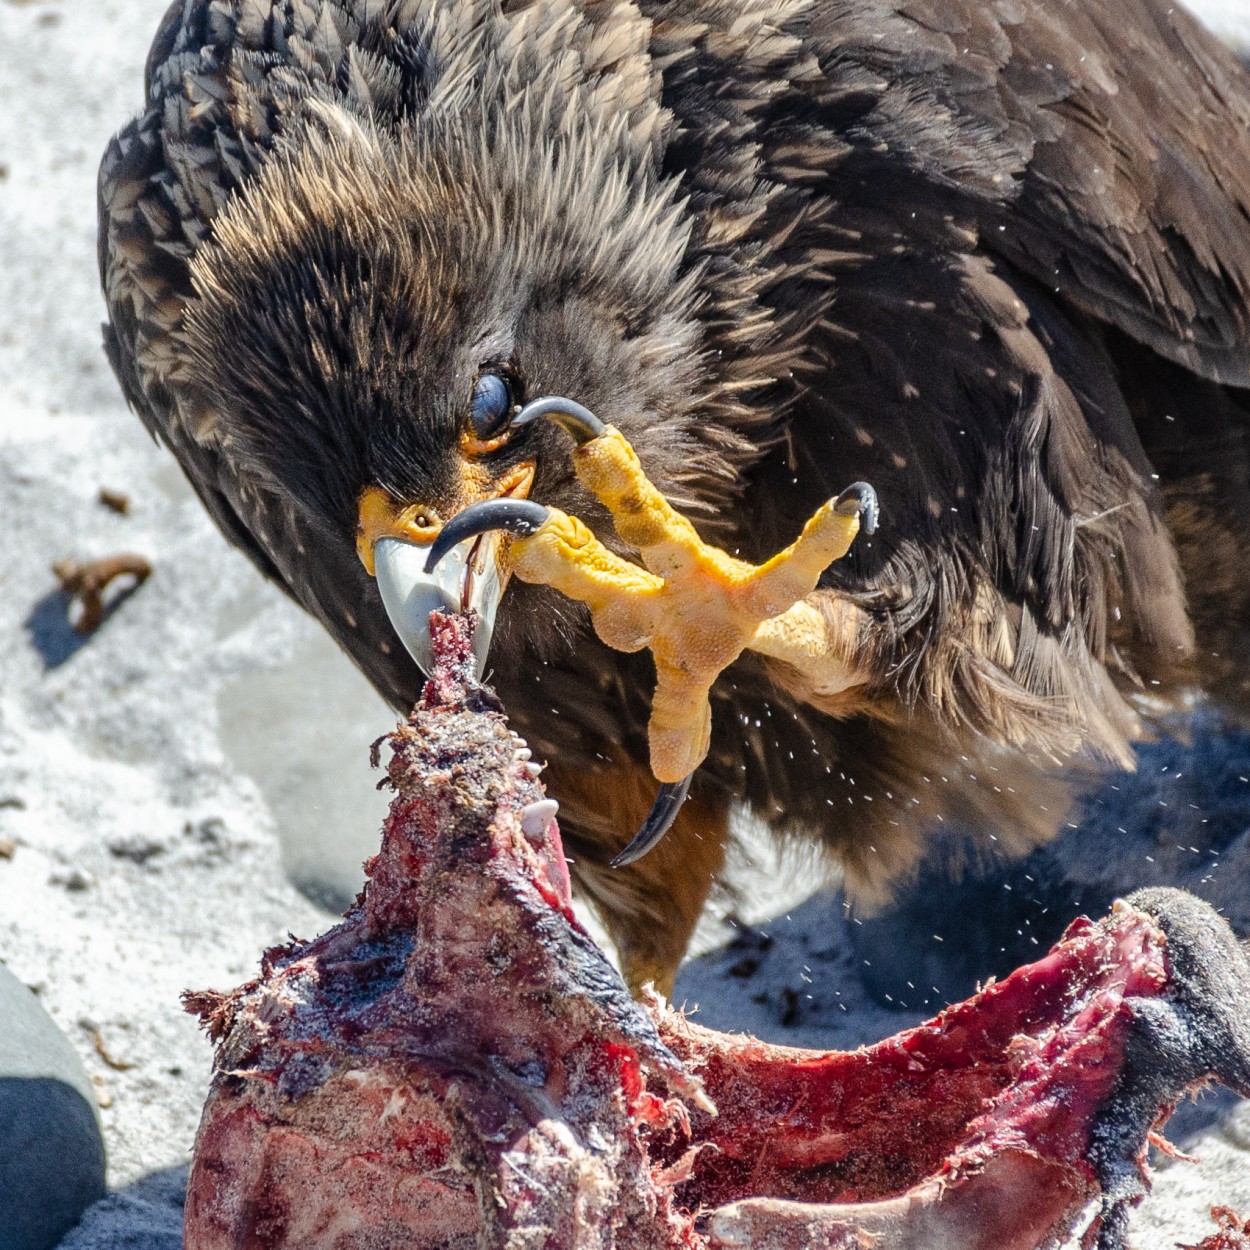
[428,397,879,861]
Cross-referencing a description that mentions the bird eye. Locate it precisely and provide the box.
[470,373,515,440]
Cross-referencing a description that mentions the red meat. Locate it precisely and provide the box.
[184,613,1250,1250]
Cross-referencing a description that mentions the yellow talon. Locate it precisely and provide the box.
[508,425,875,785]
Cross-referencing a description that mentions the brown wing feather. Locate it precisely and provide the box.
[646,0,1237,763]
[800,0,1250,384]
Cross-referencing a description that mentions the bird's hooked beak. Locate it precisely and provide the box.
[372,531,500,677]
[355,399,606,678]
[355,461,536,679]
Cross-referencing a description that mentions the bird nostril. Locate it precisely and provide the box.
[394,511,442,544]
[356,486,446,575]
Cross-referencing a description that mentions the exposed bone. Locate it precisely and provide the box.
[519,798,559,837]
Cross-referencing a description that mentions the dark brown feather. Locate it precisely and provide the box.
[99,0,1250,982]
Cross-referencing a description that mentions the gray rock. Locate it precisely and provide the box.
[0,964,106,1250]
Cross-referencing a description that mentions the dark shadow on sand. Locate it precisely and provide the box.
[56,1166,186,1250]
[23,592,91,669]
[24,577,149,671]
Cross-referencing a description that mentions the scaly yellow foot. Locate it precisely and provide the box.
[425,397,878,862]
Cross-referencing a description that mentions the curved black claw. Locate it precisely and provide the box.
[510,396,607,445]
[610,775,693,867]
[834,481,879,536]
[424,499,551,574]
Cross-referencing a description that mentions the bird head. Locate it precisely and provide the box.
[178,76,727,680]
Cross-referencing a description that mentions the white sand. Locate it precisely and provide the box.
[0,0,1247,1246]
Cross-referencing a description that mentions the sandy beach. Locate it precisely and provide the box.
[1,0,1249,1245]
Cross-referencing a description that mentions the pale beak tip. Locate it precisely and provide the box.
[373,536,500,681]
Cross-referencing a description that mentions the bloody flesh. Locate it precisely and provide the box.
[184,613,1250,1250]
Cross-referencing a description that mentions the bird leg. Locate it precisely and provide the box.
[426,398,877,863]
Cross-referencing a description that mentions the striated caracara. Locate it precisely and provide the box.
[100,0,1250,993]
